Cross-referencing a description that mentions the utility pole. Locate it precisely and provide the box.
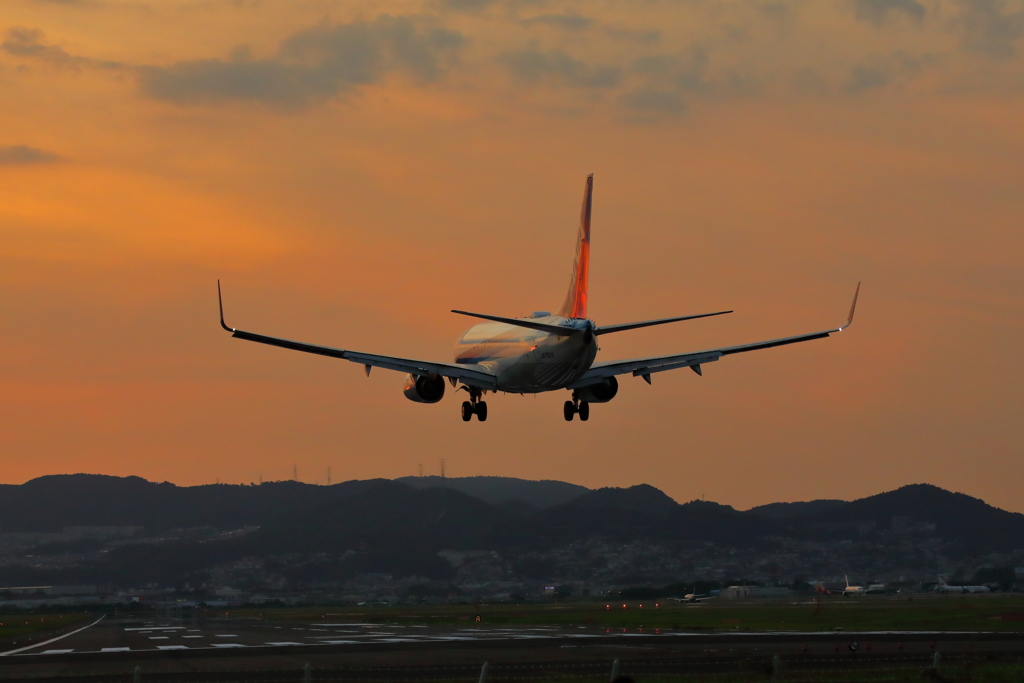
[327,467,331,485]
[258,473,262,485]
[440,459,446,478]
[418,463,423,477]
[293,464,297,481]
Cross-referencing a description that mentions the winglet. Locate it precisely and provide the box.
[217,280,235,332]
[839,281,860,330]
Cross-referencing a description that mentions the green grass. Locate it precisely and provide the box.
[233,595,1024,632]
[0,612,92,639]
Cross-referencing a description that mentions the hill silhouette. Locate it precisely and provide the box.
[0,476,1021,587]
[395,475,587,509]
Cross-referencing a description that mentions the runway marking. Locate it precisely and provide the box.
[211,643,246,648]
[148,636,169,640]
[214,634,238,638]
[100,648,130,653]
[182,636,204,639]
[157,645,189,650]
[320,640,359,645]
[266,642,303,646]
[126,627,183,632]
[40,649,73,655]
[319,623,375,627]
[0,615,105,657]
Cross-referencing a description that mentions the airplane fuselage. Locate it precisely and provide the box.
[454,316,598,393]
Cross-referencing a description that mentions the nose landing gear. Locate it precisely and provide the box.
[459,387,487,422]
[563,395,590,422]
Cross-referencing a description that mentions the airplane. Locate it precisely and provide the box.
[936,576,990,594]
[842,576,869,597]
[217,174,859,422]
[668,588,719,603]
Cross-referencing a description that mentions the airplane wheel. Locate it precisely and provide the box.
[563,401,575,421]
[475,401,488,422]
[578,401,590,421]
[461,401,473,422]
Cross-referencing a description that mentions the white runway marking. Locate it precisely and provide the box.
[320,640,359,645]
[100,648,130,653]
[214,634,238,638]
[211,643,246,648]
[126,627,183,632]
[157,645,189,650]
[266,642,303,646]
[41,649,73,655]
[148,637,169,640]
[0,615,105,657]
[182,636,204,639]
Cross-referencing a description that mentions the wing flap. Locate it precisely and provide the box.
[219,282,496,387]
[571,284,859,386]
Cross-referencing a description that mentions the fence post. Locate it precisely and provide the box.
[133,666,141,683]
[609,659,620,681]
[932,651,940,671]
[478,661,490,683]
[304,661,311,683]
[771,655,780,683]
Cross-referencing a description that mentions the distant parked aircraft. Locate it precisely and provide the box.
[936,576,990,594]
[218,175,859,422]
[843,576,868,597]
[669,588,718,603]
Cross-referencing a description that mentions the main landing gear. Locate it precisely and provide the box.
[460,387,487,422]
[563,397,590,422]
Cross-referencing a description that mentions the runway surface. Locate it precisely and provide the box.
[2,616,1022,680]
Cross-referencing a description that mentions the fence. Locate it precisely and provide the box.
[11,652,1024,683]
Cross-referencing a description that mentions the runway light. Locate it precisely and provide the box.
[605,604,610,609]
[622,604,627,609]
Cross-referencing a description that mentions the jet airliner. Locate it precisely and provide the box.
[218,175,859,422]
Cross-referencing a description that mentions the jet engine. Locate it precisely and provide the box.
[574,376,618,403]
[403,373,446,403]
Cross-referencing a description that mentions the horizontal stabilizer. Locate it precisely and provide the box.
[450,310,580,336]
[595,310,732,336]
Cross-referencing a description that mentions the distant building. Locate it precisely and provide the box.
[719,586,791,600]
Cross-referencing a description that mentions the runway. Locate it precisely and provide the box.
[2,616,1022,680]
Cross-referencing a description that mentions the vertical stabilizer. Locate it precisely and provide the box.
[557,174,593,319]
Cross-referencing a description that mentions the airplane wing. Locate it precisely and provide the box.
[570,283,859,387]
[218,283,497,389]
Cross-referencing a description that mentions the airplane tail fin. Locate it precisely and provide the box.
[556,174,593,319]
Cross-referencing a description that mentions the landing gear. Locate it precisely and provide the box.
[564,393,590,422]
[459,387,488,422]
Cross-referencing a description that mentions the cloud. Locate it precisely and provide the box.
[2,27,121,70]
[436,0,501,11]
[496,49,621,87]
[0,145,61,165]
[520,13,594,31]
[618,87,687,115]
[852,0,926,26]
[958,0,1024,58]
[138,15,466,107]
[846,64,892,91]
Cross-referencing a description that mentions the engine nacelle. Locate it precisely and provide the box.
[574,376,618,403]
[403,373,446,404]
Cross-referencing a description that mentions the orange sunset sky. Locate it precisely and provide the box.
[1,0,1022,511]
